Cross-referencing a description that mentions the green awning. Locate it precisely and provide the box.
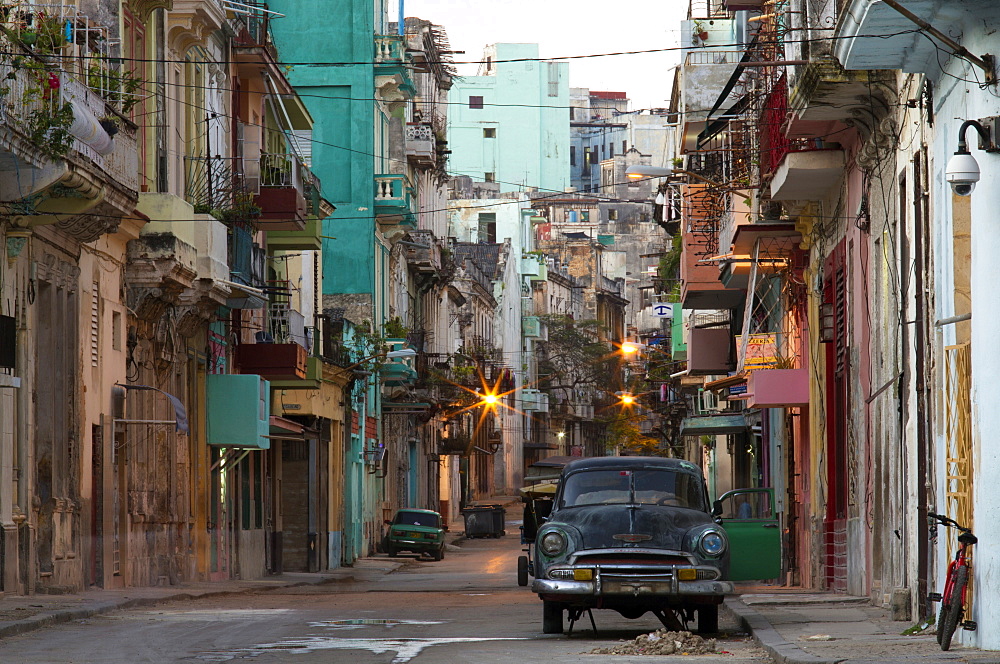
[680,414,749,436]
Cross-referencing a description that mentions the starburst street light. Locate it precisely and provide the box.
[481,393,499,406]
[621,341,642,355]
[619,393,635,406]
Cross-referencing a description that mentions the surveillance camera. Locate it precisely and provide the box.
[946,151,980,196]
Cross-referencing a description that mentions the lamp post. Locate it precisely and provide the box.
[625,164,724,188]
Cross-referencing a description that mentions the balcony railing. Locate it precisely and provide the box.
[374,174,415,226]
[229,226,265,289]
[184,155,257,218]
[405,122,435,167]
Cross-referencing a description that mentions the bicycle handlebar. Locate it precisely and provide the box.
[928,512,972,533]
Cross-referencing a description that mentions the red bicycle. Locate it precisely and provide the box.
[927,512,977,651]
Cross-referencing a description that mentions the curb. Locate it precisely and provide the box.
[724,597,844,664]
[0,575,340,642]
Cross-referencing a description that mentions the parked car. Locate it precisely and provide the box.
[531,456,779,634]
[384,508,446,560]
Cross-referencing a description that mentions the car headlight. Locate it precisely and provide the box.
[540,531,567,556]
[699,530,726,557]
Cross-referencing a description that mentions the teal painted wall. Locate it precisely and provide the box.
[448,44,570,194]
[268,0,385,296]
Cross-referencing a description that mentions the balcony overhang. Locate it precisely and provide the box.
[680,413,748,436]
[834,0,1000,77]
[770,150,845,201]
[267,217,322,252]
[787,60,889,136]
[731,223,801,255]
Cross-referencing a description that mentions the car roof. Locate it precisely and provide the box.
[561,456,703,475]
[396,508,440,516]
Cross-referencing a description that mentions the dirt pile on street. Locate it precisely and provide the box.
[589,629,718,656]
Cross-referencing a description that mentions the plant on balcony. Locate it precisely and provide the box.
[3,11,68,55]
[87,56,144,114]
[692,20,709,43]
[383,316,410,339]
[1,55,75,159]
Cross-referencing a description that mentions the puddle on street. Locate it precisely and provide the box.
[309,618,443,629]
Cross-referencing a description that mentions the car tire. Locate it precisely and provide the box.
[698,605,719,634]
[517,555,530,586]
[542,601,564,634]
[386,543,397,557]
[433,545,444,561]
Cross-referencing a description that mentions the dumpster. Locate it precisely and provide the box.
[461,504,506,538]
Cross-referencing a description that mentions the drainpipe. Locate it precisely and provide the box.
[398,0,404,36]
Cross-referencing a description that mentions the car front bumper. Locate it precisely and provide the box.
[532,576,734,597]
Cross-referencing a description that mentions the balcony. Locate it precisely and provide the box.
[266,216,322,252]
[0,6,139,240]
[374,174,416,227]
[404,230,442,274]
[835,1,1000,77]
[523,316,544,339]
[769,149,845,201]
[253,153,317,231]
[227,227,267,308]
[382,360,417,387]
[374,35,415,108]
[405,122,436,167]
[746,368,809,409]
[688,327,734,376]
[236,342,308,380]
[680,184,744,310]
[521,389,550,413]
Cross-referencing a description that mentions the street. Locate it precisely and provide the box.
[0,523,769,663]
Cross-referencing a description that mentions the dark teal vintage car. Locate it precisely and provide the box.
[385,508,446,560]
[532,456,778,635]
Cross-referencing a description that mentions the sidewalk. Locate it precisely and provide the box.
[725,587,1000,664]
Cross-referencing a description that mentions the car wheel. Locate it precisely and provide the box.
[698,605,719,634]
[517,555,529,586]
[386,543,397,557]
[433,545,444,561]
[542,601,564,634]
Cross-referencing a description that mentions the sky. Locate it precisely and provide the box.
[403,0,689,112]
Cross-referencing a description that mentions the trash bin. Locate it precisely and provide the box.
[461,504,506,538]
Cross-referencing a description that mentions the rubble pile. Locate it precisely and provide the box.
[589,629,718,656]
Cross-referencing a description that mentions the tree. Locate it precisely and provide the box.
[536,315,617,393]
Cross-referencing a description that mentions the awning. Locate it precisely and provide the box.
[704,373,747,391]
[680,413,749,436]
[266,415,319,441]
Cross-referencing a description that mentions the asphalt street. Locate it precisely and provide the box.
[0,525,769,663]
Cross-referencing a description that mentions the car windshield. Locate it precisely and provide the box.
[394,511,439,527]
[559,469,706,510]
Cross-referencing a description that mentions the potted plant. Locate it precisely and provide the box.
[693,20,709,42]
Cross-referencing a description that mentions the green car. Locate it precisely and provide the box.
[384,509,446,560]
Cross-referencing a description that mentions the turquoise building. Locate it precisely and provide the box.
[448,44,570,194]
[268,0,413,566]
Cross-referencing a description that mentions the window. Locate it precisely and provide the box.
[478,213,497,243]
[570,145,576,166]
[622,140,627,153]
[547,62,560,97]
[483,127,496,138]
[469,96,484,109]
[581,211,590,222]
[609,143,614,158]
[484,172,495,182]
[608,209,618,221]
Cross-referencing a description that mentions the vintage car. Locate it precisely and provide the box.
[384,508,446,560]
[531,456,779,634]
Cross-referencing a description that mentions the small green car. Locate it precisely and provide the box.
[384,508,446,560]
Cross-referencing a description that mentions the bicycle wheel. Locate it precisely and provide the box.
[939,565,968,651]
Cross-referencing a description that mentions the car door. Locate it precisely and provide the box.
[715,488,780,581]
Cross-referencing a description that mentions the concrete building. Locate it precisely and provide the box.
[448,44,570,194]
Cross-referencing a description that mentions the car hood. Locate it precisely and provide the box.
[551,504,713,550]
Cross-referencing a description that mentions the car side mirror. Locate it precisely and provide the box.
[712,500,723,517]
[384,520,393,526]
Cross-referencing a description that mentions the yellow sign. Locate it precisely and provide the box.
[743,333,777,371]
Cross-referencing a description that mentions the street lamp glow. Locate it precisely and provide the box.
[620,394,635,406]
[621,342,641,355]
[481,393,498,405]
[625,165,674,180]
[556,431,566,439]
